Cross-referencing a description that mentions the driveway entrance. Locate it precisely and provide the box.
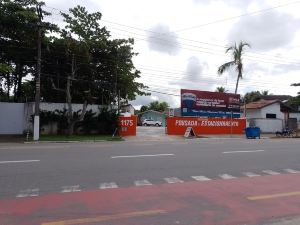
[137,126,166,137]
[125,126,180,141]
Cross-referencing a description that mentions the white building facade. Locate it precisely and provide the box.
[244,100,300,133]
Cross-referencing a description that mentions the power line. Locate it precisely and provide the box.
[44,4,300,63]
[137,68,293,86]
[1,42,296,89]
[108,30,300,66]
[173,1,300,32]
[142,88,180,97]
[141,73,295,90]
[142,76,289,90]
[27,6,300,65]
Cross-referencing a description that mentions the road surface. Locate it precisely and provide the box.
[1,137,300,224]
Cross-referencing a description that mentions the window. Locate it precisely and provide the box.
[266,113,276,119]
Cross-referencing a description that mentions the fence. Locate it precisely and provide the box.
[0,102,115,135]
[0,103,25,134]
[248,118,283,133]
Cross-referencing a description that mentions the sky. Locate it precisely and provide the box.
[44,0,300,109]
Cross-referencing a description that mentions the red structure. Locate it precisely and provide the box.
[118,116,137,136]
[166,117,246,135]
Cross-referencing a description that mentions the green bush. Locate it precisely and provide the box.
[39,107,119,135]
[97,108,119,135]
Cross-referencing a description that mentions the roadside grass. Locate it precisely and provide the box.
[38,135,123,142]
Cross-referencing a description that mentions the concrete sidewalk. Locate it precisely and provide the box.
[0,135,25,143]
[125,130,277,142]
[264,217,300,225]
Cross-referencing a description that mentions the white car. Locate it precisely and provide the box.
[142,119,162,126]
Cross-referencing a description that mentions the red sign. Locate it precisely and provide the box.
[167,117,246,135]
[181,89,240,117]
[118,116,137,136]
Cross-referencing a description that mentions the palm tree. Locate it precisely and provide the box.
[260,90,269,96]
[218,41,250,94]
[215,86,227,93]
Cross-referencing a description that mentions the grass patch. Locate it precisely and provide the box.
[38,135,123,142]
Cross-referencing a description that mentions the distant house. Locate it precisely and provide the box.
[137,110,167,127]
[120,104,135,115]
[164,108,181,117]
[242,99,300,132]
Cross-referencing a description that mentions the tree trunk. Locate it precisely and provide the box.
[16,64,23,102]
[66,54,76,136]
[13,77,17,102]
[66,74,73,136]
[235,71,242,94]
[66,54,89,136]
[67,99,88,136]
[6,73,10,101]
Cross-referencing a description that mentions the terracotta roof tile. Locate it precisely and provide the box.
[244,99,280,109]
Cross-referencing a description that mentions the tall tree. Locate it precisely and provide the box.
[242,91,260,104]
[291,83,300,93]
[140,105,149,113]
[289,83,300,106]
[40,5,147,135]
[0,0,55,102]
[215,86,227,93]
[141,101,169,112]
[218,41,250,94]
[260,90,270,96]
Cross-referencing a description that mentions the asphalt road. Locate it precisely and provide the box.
[1,138,300,199]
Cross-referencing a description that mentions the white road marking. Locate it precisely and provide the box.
[284,169,300,174]
[219,174,236,179]
[16,189,39,198]
[222,150,265,154]
[99,182,118,189]
[164,177,184,184]
[61,185,81,193]
[191,176,211,181]
[262,170,281,175]
[111,154,174,159]
[243,172,261,177]
[0,160,40,164]
[134,180,152,186]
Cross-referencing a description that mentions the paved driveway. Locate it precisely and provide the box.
[125,126,181,141]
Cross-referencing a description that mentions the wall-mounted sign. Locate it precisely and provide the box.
[167,117,246,135]
[181,89,240,118]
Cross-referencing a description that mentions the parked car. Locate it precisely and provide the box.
[142,119,162,126]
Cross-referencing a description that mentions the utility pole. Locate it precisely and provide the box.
[118,89,120,114]
[230,111,233,138]
[33,4,43,141]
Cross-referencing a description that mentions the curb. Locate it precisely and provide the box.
[24,139,124,144]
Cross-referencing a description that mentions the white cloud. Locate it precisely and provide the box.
[147,24,181,55]
[228,11,300,51]
[44,0,300,101]
[194,0,254,9]
[170,56,218,92]
[130,93,179,109]
[185,56,207,81]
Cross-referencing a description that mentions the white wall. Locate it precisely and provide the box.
[290,113,300,121]
[290,112,300,130]
[261,103,284,119]
[0,102,117,135]
[246,109,262,118]
[0,103,25,134]
[248,118,283,133]
[246,103,284,119]
[26,102,111,115]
